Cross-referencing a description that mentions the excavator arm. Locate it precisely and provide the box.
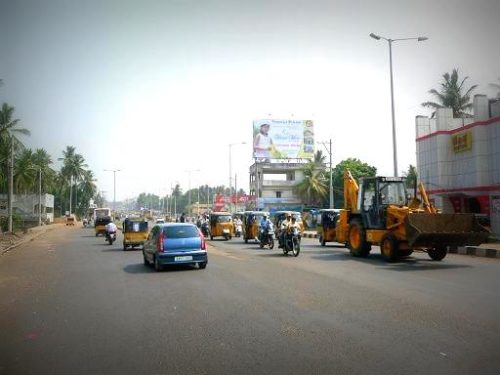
[343,170,359,212]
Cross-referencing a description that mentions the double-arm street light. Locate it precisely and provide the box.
[370,32,428,177]
[104,169,120,213]
[229,142,246,212]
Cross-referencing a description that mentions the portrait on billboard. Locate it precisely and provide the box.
[253,119,315,160]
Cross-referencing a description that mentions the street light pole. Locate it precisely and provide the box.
[38,168,42,226]
[319,139,334,208]
[228,142,246,213]
[104,169,120,213]
[370,33,428,177]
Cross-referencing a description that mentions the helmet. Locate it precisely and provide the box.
[263,215,268,219]
[286,213,292,218]
[292,216,297,221]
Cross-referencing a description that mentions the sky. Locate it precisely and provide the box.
[1,0,499,202]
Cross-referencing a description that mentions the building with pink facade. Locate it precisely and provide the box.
[415,95,500,235]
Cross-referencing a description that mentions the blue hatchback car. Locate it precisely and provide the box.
[143,223,208,271]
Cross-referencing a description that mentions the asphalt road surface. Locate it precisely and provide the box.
[1,225,499,375]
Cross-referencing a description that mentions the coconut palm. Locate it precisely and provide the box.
[421,68,477,118]
[0,103,30,231]
[14,149,37,193]
[60,146,88,214]
[294,162,328,206]
[490,77,500,99]
[32,148,56,193]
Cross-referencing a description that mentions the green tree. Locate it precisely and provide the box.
[490,77,500,99]
[402,164,418,190]
[421,68,477,118]
[59,146,88,214]
[294,161,328,206]
[331,158,377,208]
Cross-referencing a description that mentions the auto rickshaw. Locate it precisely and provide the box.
[95,215,112,236]
[65,215,75,226]
[316,209,341,246]
[122,218,149,251]
[242,211,269,243]
[209,212,234,240]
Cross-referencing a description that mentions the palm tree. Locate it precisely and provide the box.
[0,103,30,232]
[14,149,37,193]
[294,162,328,206]
[313,150,326,166]
[32,148,56,193]
[421,68,477,118]
[490,77,500,99]
[60,146,88,215]
[402,164,417,190]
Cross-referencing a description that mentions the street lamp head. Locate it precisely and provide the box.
[417,37,428,42]
[369,33,381,40]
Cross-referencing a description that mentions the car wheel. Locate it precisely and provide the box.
[380,234,398,262]
[123,243,127,251]
[348,219,371,257]
[154,256,163,272]
[198,262,207,269]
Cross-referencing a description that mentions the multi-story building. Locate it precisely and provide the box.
[415,95,500,235]
[249,161,311,213]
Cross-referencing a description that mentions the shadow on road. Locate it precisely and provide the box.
[311,251,472,271]
[123,263,198,274]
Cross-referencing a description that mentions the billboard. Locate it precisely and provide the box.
[253,119,314,160]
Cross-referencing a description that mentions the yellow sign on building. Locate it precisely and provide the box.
[451,131,472,153]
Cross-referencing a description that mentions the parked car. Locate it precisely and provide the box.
[143,223,208,271]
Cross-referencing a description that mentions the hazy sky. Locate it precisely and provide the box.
[1,0,499,201]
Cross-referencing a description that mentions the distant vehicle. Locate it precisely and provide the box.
[155,218,165,224]
[143,223,208,271]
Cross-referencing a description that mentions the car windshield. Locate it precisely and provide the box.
[379,181,406,206]
[162,225,199,238]
[217,216,232,223]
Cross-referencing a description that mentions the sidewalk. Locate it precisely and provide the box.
[0,223,63,255]
[302,231,500,259]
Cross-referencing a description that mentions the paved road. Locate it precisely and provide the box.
[1,226,499,375]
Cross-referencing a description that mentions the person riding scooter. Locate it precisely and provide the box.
[105,221,118,243]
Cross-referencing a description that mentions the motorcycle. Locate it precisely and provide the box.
[201,222,209,237]
[106,231,116,245]
[283,227,300,256]
[235,223,242,237]
[259,225,274,249]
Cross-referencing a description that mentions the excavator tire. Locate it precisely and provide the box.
[380,234,398,262]
[398,249,414,257]
[348,219,371,257]
[428,246,447,261]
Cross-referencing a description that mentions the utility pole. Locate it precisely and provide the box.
[319,139,334,209]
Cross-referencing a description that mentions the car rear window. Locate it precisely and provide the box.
[162,225,199,238]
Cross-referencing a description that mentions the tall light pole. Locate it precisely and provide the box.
[229,142,246,212]
[319,139,334,208]
[370,33,428,176]
[104,169,120,213]
[38,167,42,226]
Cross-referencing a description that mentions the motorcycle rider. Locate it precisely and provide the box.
[278,213,292,248]
[105,220,118,242]
[259,214,272,242]
[234,216,243,236]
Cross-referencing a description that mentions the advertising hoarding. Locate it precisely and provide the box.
[253,119,314,160]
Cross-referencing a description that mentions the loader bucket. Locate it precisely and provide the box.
[405,213,489,248]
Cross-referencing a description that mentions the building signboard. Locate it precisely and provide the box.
[253,119,314,160]
[451,130,472,153]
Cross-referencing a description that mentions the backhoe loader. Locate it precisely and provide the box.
[335,170,489,261]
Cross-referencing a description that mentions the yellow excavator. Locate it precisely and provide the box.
[335,170,489,261]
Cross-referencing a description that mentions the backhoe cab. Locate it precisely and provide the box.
[335,170,489,262]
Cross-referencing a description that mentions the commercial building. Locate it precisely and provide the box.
[415,95,500,235]
[0,193,55,224]
[249,161,310,213]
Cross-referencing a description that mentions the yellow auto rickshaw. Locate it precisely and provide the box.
[65,215,75,226]
[242,211,269,243]
[95,216,111,236]
[316,209,341,246]
[122,218,149,251]
[209,212,234,240]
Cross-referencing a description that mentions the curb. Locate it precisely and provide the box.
[1,225,57,256]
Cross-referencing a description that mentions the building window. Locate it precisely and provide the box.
[276,191,282,198]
